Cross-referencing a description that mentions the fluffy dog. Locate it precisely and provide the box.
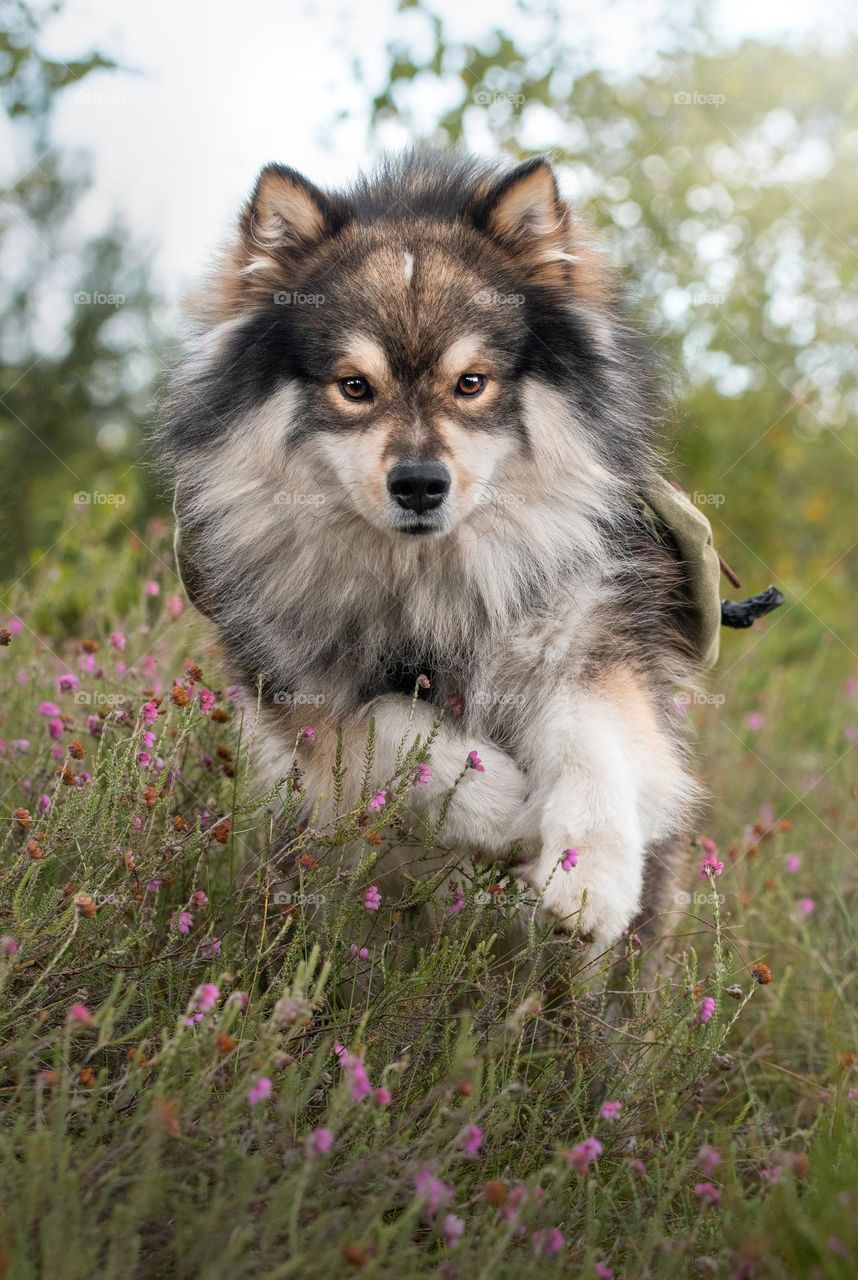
[160,152,703,952]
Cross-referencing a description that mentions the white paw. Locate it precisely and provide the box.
[444,741,529,854]
[515,835,643,948]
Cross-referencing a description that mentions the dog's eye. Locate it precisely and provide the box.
[339,376,373,402]
[456,373,486,397]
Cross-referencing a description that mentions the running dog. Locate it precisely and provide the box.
[160,152,703,951]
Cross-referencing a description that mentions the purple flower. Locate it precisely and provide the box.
[784,854,801,874]
[694,1181,722,1207]
[144,580,160,597]
[1,936,19,957]
[699,853,724,878]
[57,673,78,693]
[305,1126,334,1157]
[466,749,485,772]
[797,897,815,919]
[746,712,764,731]
[561,848,579,871]
[191,983,220,1013]
[193,890,209,908]
[458,1123,484,1155]
[109,630,126,651]
[366,789,386,813]
[364,884,382,912]
[413,763,432,786]
[448,889,465,916]
[564,1136,602,1174]
[441,1213,465,1248]
[247,1076,272,1107]
[600,1100,622,1121]
[697,996,716,1024]
[301,725,315,741]
[414,1169,454,1217]
[171,910,193,935]
[197,689,216,715]
[532,1227,564,1257]
[374,1085,392,1106]
[338,1048,372,1101]
[38,701,60,717]
[48,718,64,740]
[697,1144,722,1176]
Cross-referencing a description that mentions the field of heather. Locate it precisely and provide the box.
[0,517,856,1279]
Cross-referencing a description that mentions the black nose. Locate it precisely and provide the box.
[387,461,451,514]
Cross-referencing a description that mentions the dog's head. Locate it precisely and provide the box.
[167,153,653,550]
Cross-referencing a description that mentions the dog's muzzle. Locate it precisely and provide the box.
[387,462,450,515]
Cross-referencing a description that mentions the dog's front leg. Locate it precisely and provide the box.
[280,694,528,856]
[514,674,692,948]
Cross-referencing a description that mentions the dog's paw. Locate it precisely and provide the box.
[444,741,529,854]
[514,835,643,948]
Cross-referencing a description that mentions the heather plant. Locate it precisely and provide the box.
[1,524,857,1278]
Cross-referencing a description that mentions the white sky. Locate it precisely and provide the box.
[10,0,851,309]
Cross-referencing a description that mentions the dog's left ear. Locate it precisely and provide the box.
[248,164,337,251]
[471,158,583,290]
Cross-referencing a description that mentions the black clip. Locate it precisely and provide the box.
[720,585,784,629]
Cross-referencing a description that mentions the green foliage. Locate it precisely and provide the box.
[0,528,857,1277]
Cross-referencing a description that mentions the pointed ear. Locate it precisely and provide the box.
[471,158,576,287]
[247,164,333,250]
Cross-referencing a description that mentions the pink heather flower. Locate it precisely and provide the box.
[746,712,764,731]
[141,701,158,726]
[532,1227,565,1258]
[38,701,60,716]
[141,730,156,749]
[305,1126,334,1157]
[697,1144,722,1176]
[413,762,432,786]
[57,673,78,693]
[784,854,801,874]
[366,789,386,813]
[38,794,51,813]
[760,1165,784,1183]
[172,910,193,935]
[374,1085,392,1106]
[700,852,725,878]
[600,1100,622,1121]
[144,580,160,597]
[137,752,152,767]
[441,1213,465,1249]
[68,1003,92,1025]
[458,1124,484,1155]
[466,749,485,772]
[595,1265,614,1279]
[414,1169,454,1217]
[338,1048,372,1101]
[502,1183,527,1221]
[191,983,220,1013]
[167,595,184,619]
[247,1076,272,1107]
[5,617,23,635]
[697,996,717,1025]
[197,689,216,715]
[229,991,249,1010]
[561,848,579,871]
[694,1181,722,1207]
[565,1136,603,1174]
[349,944,370,960]
[48,718,64,740]
[51,745,64,761]
[301,725,315,741]
[193,890,209,908]
[1,936,19,957]
[364,884,382,912]
[200,938,221,960]
[448,889,465,916]
[797,897,815,919]
[109,630,126,651]
[627,1158,647,1175]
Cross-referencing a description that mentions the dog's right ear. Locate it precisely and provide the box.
[246,164,336,252]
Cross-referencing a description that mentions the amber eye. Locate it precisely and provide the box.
[338,376,373,402]
[456,373,486,397]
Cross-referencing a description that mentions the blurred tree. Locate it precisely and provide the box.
[369,3,858,610]
[0,0,163,577]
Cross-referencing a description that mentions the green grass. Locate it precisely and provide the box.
[0,519,856,1279]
